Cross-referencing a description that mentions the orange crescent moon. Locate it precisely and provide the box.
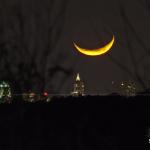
[74,35,115,56]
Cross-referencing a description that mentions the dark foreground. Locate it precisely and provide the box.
[0,96,150,150]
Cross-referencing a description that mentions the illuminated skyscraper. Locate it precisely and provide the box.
[71,73,85,96]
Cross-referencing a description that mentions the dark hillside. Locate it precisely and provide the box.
[0,96,149,150]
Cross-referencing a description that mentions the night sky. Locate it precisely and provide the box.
[0,0,150,94]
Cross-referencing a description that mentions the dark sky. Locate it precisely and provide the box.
[0,0,150,94]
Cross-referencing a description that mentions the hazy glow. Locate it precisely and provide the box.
[74,35,115,56]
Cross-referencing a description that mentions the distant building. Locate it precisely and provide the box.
[71,73,85,96]
[0,81,12,103]
[119,81,137,96]
[147,128,150,144]
[22,91,51,103]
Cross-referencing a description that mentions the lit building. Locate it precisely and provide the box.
[119,81,137,96]
[22,92,37,102]
[22,91,51,103]
[147,128,150,144]
[22,91,42,102]
[71,73,85,96]
[0,81,12,103]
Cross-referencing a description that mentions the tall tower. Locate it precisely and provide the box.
[71,73,85,96]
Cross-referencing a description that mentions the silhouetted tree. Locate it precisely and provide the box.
[0,0,72,94]
[89,0,150,92]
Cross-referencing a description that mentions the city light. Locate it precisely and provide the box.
[43,92,48,97]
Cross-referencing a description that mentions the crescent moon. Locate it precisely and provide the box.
[74,35,115,56]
